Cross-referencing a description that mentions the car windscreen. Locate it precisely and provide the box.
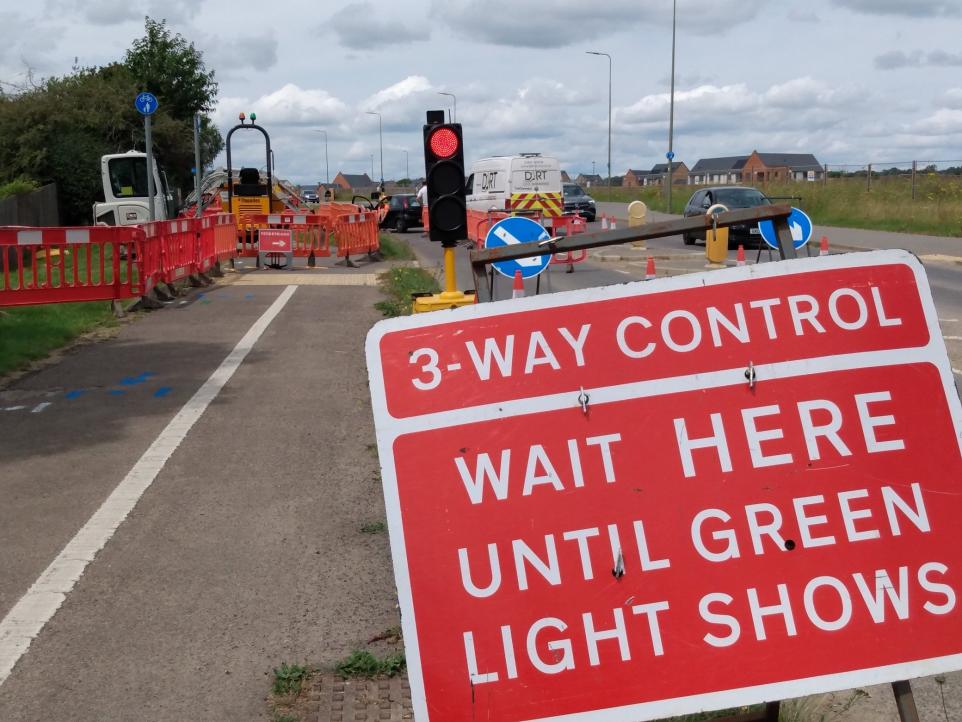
[712,188,770,208]
[396,196,420,208]
[564,185,585,197]
[108,157,150,198]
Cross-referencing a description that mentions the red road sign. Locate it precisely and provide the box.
[258,228,292,252]
[366,250,962,722]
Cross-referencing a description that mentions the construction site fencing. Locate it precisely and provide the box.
[0,225,150,307]
[333,212,380,263]
[248,213,332,258]
[0,214,239,309]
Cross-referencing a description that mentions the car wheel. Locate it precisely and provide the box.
[682,233,695,245]
[585,212,596,222]
[395,218,407,233]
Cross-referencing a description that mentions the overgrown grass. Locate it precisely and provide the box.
[600,176,962,236]
[377,232,416,260]
[375,266,440,317]
[0,302,119,376]
[360,520,387,534]
[271,663,310,697]
[334,650,406,679]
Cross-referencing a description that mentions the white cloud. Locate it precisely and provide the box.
[214,84,349,128]
[939,88,962,109]
[198,31,279,74]
[911,108,962,135]
[330,2,429,48]
[876,49,962,69]
[833,0,961,16]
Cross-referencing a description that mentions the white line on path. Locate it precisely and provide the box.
[954,368,962,377]
[30,403,51,413]
[2,406,26,412]
[943,335,962,341]
[0,285,297,687]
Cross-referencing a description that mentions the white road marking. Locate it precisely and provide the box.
[954,368,962,377]
[944,336,962,341]
[940,318,959,324]
[30,403,51,413]
[0,285,297,687]
[615,269,631,275]
[2,406,26,412]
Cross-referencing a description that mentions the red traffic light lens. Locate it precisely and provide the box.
[429,127,459,158]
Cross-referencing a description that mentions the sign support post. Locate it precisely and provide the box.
[135,91,159,222]
[193,113,202,218]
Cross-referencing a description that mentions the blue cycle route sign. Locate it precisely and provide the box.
[666,150,675,161]
[135,92,158,116]
[484,216,552,279]
[758,206,813,251]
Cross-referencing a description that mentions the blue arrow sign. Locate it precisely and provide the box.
[666,151,675,161]
[758,207,813,251]
[135,92,158,116]
[484,216,552,280]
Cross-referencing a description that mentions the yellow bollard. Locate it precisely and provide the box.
[705,203,729,265]
[627,201,648,247]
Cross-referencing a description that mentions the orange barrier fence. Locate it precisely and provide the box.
[0,226,150,306]
[143,218,199,285]
[549,213,588,270]
[0,215,239,308]
[467,209,510,249]
[248,213,331,257]
[333,212,380,261]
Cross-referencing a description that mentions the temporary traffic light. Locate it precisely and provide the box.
[423,113,467,246]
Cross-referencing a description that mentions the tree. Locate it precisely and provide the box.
[124,18,217,120]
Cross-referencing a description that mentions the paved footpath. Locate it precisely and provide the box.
[0,269,398,720]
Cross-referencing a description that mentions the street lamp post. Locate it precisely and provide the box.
[366,111,383,188]
[667,0,677,213]
[312,129,329,185]
[586,51,612,200]
[439,92,457,122]
[370,154,374,179]
[403,149,409,181]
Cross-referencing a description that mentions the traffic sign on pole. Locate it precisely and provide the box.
[758,207,813,250]
[367,250,962,722]
[135,92,158,116]
[484,215,551,280]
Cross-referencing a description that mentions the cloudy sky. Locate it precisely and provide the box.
[4,0,962,184]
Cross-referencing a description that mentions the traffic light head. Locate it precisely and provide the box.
[423,114,467,246]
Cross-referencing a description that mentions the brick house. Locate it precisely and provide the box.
[575,173,603,188]
[625,163,689,187]
[332,172,373,191]
[740,151,824,182]
[688,156,747,185]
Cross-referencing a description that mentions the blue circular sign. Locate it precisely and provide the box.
[758,207,813,251]
[135,92,158,116]
[484,216,551,279]
[666,151,675,161]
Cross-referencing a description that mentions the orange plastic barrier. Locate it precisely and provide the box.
[333,212,380,260]
[142,218,199,285]
[549,214,588,269]
[0,226,153,306]
[198,213,237,271]
[248,213,331,258]
[467,209,510,249]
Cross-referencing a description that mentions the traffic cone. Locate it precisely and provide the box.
[601,214,609,230]
[512,269,525,299]
[819,235,829,256]
[610,218,618,230]
[645,256,656,280]
[737,244,746,266]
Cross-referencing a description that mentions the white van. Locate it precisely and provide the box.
[465,153,563,224]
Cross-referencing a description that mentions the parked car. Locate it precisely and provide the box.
[562,182,597,221]
[682,186,771,246]
[354,193,423,233]
[302,190,319,203]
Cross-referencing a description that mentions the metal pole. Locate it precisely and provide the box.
[145,114,155,222]
[586,51,612,201]
[911,160,917,200]
[378,114,383,186]
[891,680,921,722]
[193,113,202,218]
[439,92,457,122]
[867,163,872,192]
[667,0,677,213]
[404,150,409,180]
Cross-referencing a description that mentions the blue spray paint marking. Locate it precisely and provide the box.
[65,389,87,400]
[244,293,254,300]
[108,389,127,396]
[153,387,173,398]
[119,371,157,387]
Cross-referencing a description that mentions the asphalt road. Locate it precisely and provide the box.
[0,276,399,720]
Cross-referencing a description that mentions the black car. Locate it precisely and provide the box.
[354,194,423,233]
[682,187,771,246]
[562,182,597,222]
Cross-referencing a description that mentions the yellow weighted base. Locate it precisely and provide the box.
[412,290,477,313]
[705,226,729,264]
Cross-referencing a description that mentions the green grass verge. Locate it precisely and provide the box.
[375,267,440,317]
[334,650,406,679]
[271,663,310,697]
[0,302,119,376]
[597,176,962,236]
[377,233,416,260]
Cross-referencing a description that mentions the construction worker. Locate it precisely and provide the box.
[416,180,428,206]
